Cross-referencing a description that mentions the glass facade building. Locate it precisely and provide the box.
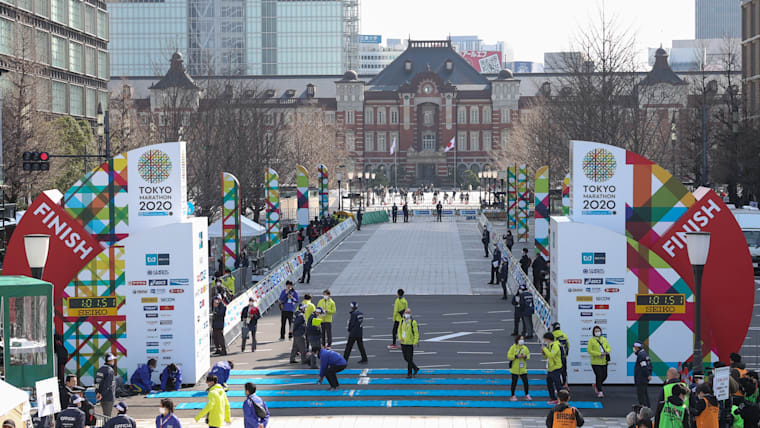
[696,0,741,39]
[0,0,110,118]
[109,0,358,77]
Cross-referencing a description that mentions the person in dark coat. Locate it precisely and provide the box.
[356,209,363,230]
[504,230,515,252]
[499,256,509,300]
[212,296,227,355]
[59,374,78,410]
[532,255,547,295]
[56,396,86,428]
[290,304,307,364]
[482,228,490,257]
[391,203,398,223]
[518,285,534,338]
[129,358,156,393]
[436,201,443,222]
[519,248,532,274]
[343,301,368,363]
[54,333,68,382]
[402,203,409,222]
[633,341,653,407]
[489,243,502,285]
[95,353,117,416]
[160,363,182,391]
[240,299,261,352]
[103,402,136,428]
[278,281,299,340]
[306,307,324,368]
[300,248,313,284]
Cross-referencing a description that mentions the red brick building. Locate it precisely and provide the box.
[335,40,520,187]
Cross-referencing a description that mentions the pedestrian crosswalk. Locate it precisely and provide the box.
[145,368,603,410]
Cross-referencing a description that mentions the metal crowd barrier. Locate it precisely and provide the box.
[477,214,551,339]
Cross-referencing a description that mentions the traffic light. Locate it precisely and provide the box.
[22,152,50,172]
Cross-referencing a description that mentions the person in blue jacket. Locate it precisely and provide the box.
[160,363,182,391]
[243,382,269,428]
[317,348,347,390]
[155,398,181,428]
[278,281,299,340]
[130,358,157,394]
[210,360,234,388]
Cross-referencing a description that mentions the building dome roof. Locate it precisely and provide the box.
[497,69,514,80]
[342,70,359,81]
[655,47,667,57]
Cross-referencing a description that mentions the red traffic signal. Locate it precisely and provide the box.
[39,152,49,161]
[22,151,50,172]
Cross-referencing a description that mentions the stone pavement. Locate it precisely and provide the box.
[132,416,628,428]
[300,220,503,296]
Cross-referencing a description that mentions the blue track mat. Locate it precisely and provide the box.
[176,399,602,410]
[148,389,550,399]
[230,369,547,376]
[226,378,545,386]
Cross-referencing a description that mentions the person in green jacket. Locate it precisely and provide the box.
[655,383,691,428]
[543,332,563,405]
[399,308,420,378]
[317,289,337,348]
[388,289,408,350]
[221,269,235,295]
[587,325,611,398]
[552,322,570,388]
[194,374,230,428]
[507,335,532,401]
[302,293,316,322]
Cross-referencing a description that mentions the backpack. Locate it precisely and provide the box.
[248,396,267,419]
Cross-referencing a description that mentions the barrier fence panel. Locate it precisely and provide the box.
[478,214,550,339]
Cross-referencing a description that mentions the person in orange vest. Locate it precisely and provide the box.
[731,353,748,380]
[693,383,719,428]
[546,389,585,428]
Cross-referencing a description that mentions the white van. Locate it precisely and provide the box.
[732,208,760,272]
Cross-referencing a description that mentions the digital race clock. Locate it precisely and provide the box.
[67,297,118,316]
[634,293,686,314]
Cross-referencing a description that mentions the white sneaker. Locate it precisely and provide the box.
[525,395,532,401]
[597,391,604,398]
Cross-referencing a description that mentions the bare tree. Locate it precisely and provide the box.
[108,82,157,155]
[282,109,345,187]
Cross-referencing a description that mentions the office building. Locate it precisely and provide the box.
[358,35,404,75]
[648,39,741,71]
[0,0,110,118]
[697,0,741,39]
[743,0,760,114]
[108,0,359,77]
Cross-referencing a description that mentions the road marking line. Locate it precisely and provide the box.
[487,310,511,314]
[370,334,393,337]
[477,329,505,332]
[418,364,452,368]
[452,320,479,324]
[349,390,356,397]
[358,377,370,385]
[425,332,472,342]
[458,351,493,355]
[442,313,468,316]
[438,340,490,344]
[425,331,454,335]
[480,361,509,365]
[386,400,392,408]
[360,369,369,377]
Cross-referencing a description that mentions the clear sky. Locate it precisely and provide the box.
[361,0,696,67]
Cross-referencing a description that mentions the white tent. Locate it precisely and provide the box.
[208,216,266,239]
[0,379,32,428]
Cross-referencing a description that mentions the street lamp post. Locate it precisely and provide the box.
[670,112,677,178]
[24,234,50,279]
[370,172,376,206]
[358,172,364,210]
[686,231,711,377]
[348,172,354,211]
[337,172,344,212]
[477,172,483,206]
[97,102,115,246]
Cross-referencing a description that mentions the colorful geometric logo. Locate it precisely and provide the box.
[582,148,616,182]
[138,150,172,183]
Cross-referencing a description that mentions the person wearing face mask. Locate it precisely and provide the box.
[655,384,691,428]
[290,304,308,364]
[633,341,652,407]
[155,399,181,428]
[344,301,368,363]
[693,383,719,428]
[587,325,611,398]
[543,332,563,405]
[552,322,570,389]
[388,289,408,350]
[507,335,531,401]
[399,308,420,378]
[240,298,261,352]
[194,375,231,428]
[103,402,136,428]
[306,307,325,368]
[317,290,336,348]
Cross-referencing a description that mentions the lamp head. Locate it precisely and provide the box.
[24,234,51,279]
[686,231,711,266]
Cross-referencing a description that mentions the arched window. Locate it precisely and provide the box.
[390,107,399,124]
[377,108,386,124]
[469,107,479,124]
[482,106,491,124]
[457,106,467,123]
[365,107,374,124]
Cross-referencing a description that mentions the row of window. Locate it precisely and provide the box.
[343,129,510,153]
[49,79,107,117]
[50,0,108,40]
[364,106,399,125]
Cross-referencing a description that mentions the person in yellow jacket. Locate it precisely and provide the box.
[507,335,532,401]
[388,289,408,350]
[587,325,611,398]
[221,269,235,295]
[399,308,420,378]
[543,332,563,405]
[195,374,230,428]
[302,293,316,323]
[317,289,337,348]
